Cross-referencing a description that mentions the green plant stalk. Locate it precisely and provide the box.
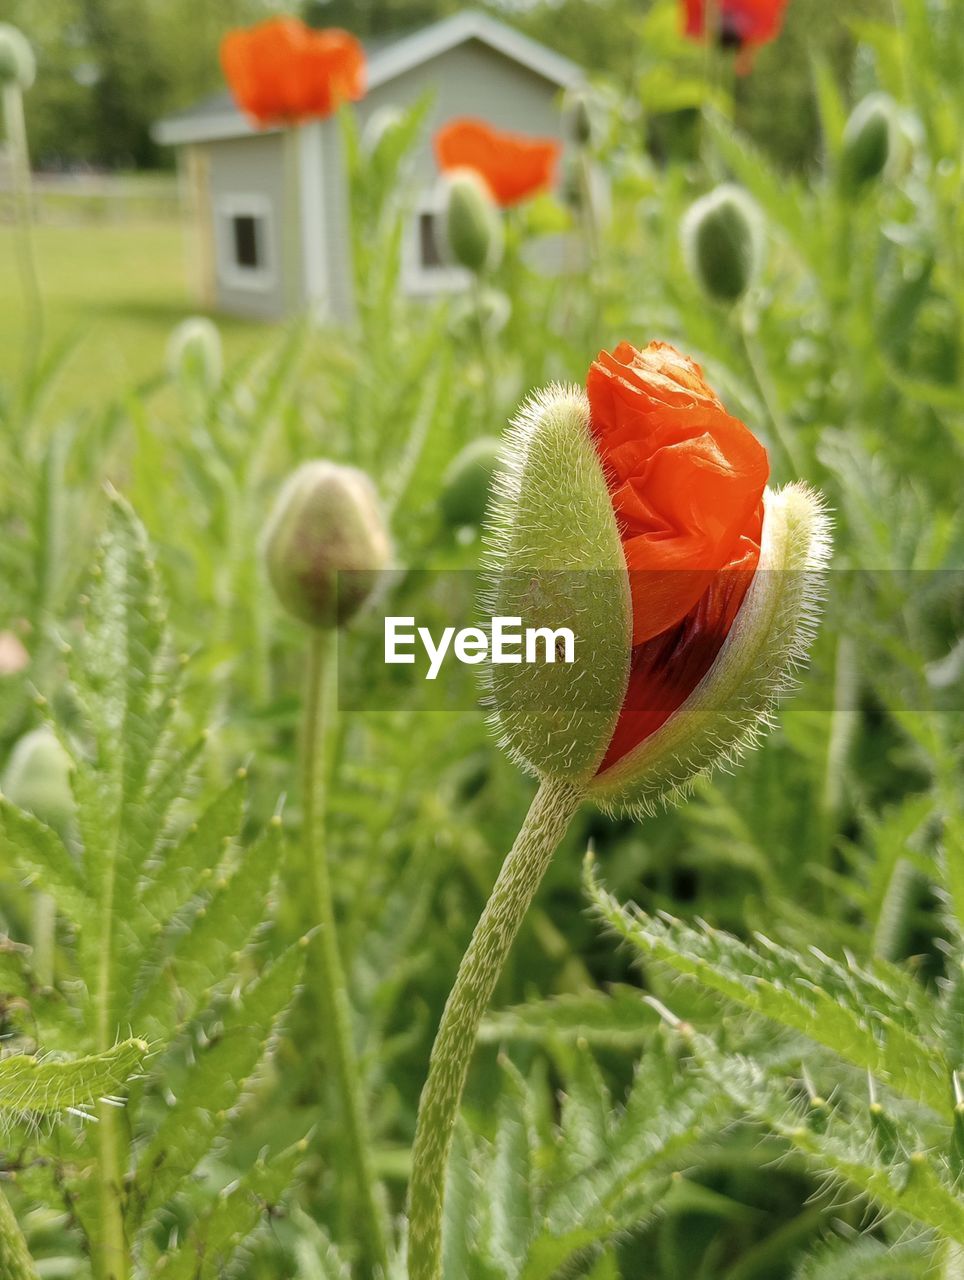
[407,774,585,1280]
[737,305,808,480]
[0,1183,39,1280]
[471,277,496,418]
[2,82,43,379]
[303,630,388,1277]
[94,832,128,1280]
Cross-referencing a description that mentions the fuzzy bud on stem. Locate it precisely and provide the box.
[439,437,504,529]
[840,93,896,192]
[262,461,391,629]
[682,183,765,304]
[443,169,504,274]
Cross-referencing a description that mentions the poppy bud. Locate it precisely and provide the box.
[681,184,765,304]
[443,169,503,274]
[840,93,895,192]
[166,317,223,392]
[0,24,36,91]
[262,461,391,630]
[566,88,597,148]
[2,728,74,838]
[484,342,831,810]
[439,437,504,529]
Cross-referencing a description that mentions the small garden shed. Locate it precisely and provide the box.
[154,10,584,323]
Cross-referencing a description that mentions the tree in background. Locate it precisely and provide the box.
[2,0,269,166]
[3,0,888,170]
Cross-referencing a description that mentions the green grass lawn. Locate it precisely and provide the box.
[0,219,278,415]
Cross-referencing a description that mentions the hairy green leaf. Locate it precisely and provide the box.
[587,860,950,1116]
[0,1038,148,1116]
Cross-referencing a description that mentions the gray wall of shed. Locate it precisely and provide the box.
[357,38,571,182]
[315,117,356,324]
[206,130,294,319]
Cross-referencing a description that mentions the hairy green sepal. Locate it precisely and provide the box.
[590,483,831,814]
[484,386,631,781]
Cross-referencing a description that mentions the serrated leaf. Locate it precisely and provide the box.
[153,1139,307,1280]
[701,1040,964,1244]
[0,1038,148,1116]
[139,774,244,922]
[587,861,950,1116]
[0,800,88,930]
[132,821,282,1043]
[133,943,304,1225]
[555,1042,612,1175]
[292,1210,353,1280]
[479,985,656,1050]
[0,937,30,999]
[486,1062,534,1275]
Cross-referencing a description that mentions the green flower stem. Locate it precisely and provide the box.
[303,630,388,1277]
[95,1103,128,1280]
[737,305,808,481]
[0,1182,39,1280]
[407,774,585,1280]
[2,82,43,379]
[94,808,128,1280]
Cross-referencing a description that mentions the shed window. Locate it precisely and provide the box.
[232,213,262,269]
[216,195,275,292]
[418,210,443,269]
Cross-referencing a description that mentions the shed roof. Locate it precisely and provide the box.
[154,10,583,146]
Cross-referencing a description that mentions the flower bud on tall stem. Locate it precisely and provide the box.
[406,341,830,1279]
[264,462,390,1276]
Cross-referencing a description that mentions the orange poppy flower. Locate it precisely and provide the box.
[683,0,789,53]
[434,118,560,207]
[587,341,770,772]
[220,18,365,127]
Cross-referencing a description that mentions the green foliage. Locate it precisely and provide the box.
[0,1039,148,1117]
[440,1048,728,1277]
[0,500,303,1276]
[1,2,963,1276]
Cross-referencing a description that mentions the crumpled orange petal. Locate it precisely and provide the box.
[587,341,770,773]
[434,117,560,207]
[221,18,365,127]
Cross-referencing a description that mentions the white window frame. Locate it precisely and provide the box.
[216,193,276,292]
[402,188,472,296]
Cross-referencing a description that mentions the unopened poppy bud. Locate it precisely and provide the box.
[166,317,223,392]
[0,24,36,91]
[682,184,765,304]
[484,341,831,810]
[566,88,597,148]
[1,727,74,837]
[263,461,391,629]
[443,169,503,274]
[439,437,504,529]
[840,93,895,192]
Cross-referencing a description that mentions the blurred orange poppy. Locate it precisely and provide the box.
[683,0,789,54]
[220,17,365,127]
[434,118,560,207]
[587,341,770,771]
